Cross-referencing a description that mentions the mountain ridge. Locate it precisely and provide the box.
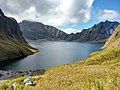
[0,9,38,61]
[19,20,68,40]
[102,25,120,49]
[1,24,120,90]
[19,20,120,42]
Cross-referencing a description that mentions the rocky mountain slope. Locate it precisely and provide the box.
[102,25,120,49]
[85,25,120,65]
[0,9,38,61]
[1,24,120,90]
[19,20,119,42]
[71,20,119,42]
[19,20,68,40]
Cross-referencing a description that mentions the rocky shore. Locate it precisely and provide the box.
[0,69,44,83]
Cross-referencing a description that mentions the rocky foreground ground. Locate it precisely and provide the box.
[0,69,43,83]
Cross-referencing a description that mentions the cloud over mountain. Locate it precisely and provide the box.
[97,9,120,21]
[61,28,81,34]
[0,0,94,26]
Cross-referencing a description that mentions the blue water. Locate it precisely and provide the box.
[0,41,103,70]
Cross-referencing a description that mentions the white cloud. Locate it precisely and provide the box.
[97,9,120,20]
[0,0,94,26]
[61,28,81,34]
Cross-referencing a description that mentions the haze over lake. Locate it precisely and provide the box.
[0,41,103,70]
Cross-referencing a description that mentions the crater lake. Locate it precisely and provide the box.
[0,41,103,70]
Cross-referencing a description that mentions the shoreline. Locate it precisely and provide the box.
[0,69,44,83]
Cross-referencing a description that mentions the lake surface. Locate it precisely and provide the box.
[0,41,103,70]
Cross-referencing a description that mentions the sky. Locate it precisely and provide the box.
[0,0,120,34]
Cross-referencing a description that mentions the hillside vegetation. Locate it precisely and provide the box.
[0,9,38,61]
[102,25,120,49]
[0,26,120,90]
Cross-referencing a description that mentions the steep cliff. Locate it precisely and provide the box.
[1,26,120,89]
[0,9,38,61]
[102,25,120,49]
[67,20,119,42]
[19,20,68,40]
[19,20,119,42]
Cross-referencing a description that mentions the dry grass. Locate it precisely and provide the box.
[0,41,120,90]
[29,48,39,53]
[0,63,119,90]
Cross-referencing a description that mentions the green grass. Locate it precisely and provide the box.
[84,46,120,65]
[0,38,37,61]
[0,25,120,90]
[0,45,120,90]
[102,25,120,49]
[29,48,39,53]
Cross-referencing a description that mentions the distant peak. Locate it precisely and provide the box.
[98,20,119,26]
[21,20,44,25]
[22,20,38,23]
[22,20,30,22]
[104,20,114,23]
[105,20,109,22]
[102,20,119,23]
[0,9,4,16]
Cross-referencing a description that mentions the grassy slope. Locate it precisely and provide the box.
[0,15,39,61]
[0,38,39,61]
[102,25,120,49]
[0,27,120,90]
[0,47,120,90]
[0,46,120,90]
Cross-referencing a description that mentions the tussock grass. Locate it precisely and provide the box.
[0,64,119,90]
[1,25,120,89]
[29,48,39,53]
[84,46,120,65]
[0,38,37,61]
[0,46,120,90]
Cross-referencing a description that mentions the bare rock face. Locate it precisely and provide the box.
[19,20,119,42]
[19,20,68,40]
[77,20,119,42]
[102,25,120,49]
[0,9,37,61]
[66,20,119,42]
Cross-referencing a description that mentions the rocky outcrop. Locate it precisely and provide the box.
[67,20,119,42]
[0,9,38,61]
[19,20,68,40]
[102,25,120,49]
[19,20,119,42]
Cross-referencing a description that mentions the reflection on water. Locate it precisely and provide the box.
[0,41,103,70]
